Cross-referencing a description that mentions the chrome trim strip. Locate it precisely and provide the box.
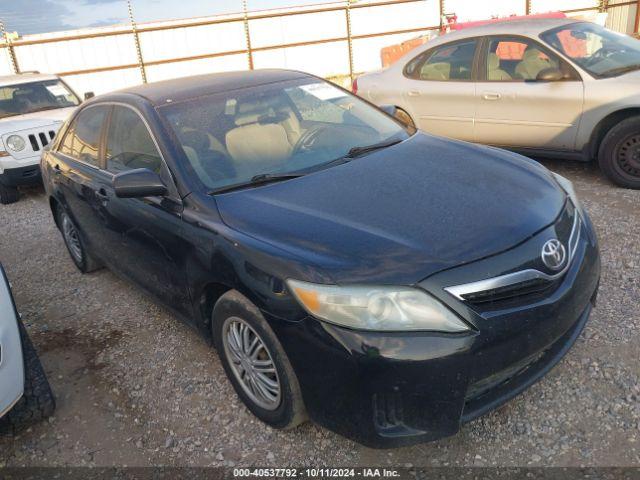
[445,214,581,301]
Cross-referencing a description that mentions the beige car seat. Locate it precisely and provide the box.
[487,53,512,80]
[225,104,294,178]
[515,48,552,80]
[420,62,451,80]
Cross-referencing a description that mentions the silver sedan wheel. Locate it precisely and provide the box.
[222,316,281,411]
[61,213,83,264]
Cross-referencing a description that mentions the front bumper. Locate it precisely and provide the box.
[269,211,601,448]
[0,160,42,188]
[0,265,25,419]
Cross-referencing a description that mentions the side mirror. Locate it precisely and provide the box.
[536,67,564,82]
[379,105,398,117]
[113,168,167,198]
[84,91,95,100]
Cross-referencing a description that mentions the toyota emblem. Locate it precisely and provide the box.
[541,239,567,271]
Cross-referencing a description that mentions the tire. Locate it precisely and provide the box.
[598,116,640,189]
[0,320,55,434]
[56,205,102,273]
[212,290,307,430]
[0,184,19,205]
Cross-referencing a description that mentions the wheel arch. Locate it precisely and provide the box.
[49,196,61,228]
[589,108,640,160]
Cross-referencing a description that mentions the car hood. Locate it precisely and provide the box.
[0,107,77,135]
[216,133,566,285]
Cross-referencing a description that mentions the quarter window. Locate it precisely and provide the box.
[58,106,108,166]
[405,40,477,81]
[105,106,163,175]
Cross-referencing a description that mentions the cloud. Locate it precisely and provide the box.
[87,17,127,27]
[0,0,75,35]
[83,0,125,5]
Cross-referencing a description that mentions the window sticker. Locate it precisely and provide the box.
[45,84,68,97]
[299,83,348,101]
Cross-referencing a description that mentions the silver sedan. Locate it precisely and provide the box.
[356,19,640,189]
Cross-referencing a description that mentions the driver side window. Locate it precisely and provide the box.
[105,106,163,175]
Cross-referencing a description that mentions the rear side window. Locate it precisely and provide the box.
[105,106,163,175]
[405,39,477,81]
[58,106,108,166]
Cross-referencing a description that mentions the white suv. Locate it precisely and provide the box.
[0,73,81,204]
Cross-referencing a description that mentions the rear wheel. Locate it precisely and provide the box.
[0,184,19,205]
[212,290,307,429]
[57,206,102,273]
[598,116,640,189]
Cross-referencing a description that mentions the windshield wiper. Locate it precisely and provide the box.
[209,173,304,195]
[344,137,403,159]
[600,63,640,77]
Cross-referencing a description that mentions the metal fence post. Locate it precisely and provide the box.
[127,0,147,83]
[598,0,609,12]
[635,0,640,35]
[346,0,355,83]
[242,0,254,70]
[0,20,19,74]
[525,0,532,15]
[439,0,446,29]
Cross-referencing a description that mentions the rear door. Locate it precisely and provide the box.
[95,105,192,315]
[399,38,479,142]
[474,35,584,150]
[52,104,111,258]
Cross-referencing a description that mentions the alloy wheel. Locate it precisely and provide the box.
[222,316,281,411]
[61,213,83,264]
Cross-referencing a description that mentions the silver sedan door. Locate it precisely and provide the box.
[400,39,479,142]
[474,36,584,151]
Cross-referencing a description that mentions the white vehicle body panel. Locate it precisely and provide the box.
[0,268,25,419]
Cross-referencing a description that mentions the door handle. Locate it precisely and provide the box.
[407,90,421,97]
[96,188,109,202]
[53,164,62,175]
[482,92,501,101]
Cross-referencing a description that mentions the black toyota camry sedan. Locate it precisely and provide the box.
[41,69,600,448]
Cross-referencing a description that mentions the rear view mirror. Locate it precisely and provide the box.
[536,67,564,82]
[113,168,167,198]
[84,91,95,100]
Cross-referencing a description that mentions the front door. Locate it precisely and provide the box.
[474,36,584,151]
[400,38,479,142]
[96,105,192,316]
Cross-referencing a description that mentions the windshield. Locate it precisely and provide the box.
[160,78,410,192]
[541,22,640,78]
[0,79,80,119]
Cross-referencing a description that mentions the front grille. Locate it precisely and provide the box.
[446,201,581,310]
[27,130,56,152]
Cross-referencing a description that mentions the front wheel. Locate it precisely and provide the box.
[598,116,640,189]
[0,184,19,205]
[212,290,307,429]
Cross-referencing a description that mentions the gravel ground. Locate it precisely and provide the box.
[0,158,638,467]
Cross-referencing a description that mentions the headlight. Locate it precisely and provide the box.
[552,172,583,216]
[287,279,470,332]
[6,135,26,152]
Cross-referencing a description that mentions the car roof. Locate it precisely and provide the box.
[109,69,313,106]
[440,18,579,40]
[0,72,60,87]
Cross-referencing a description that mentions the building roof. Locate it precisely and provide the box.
[114,69,312,106]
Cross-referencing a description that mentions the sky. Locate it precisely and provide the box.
[0,0,320,35]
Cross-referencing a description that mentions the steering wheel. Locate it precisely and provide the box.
[292,125,329,155]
